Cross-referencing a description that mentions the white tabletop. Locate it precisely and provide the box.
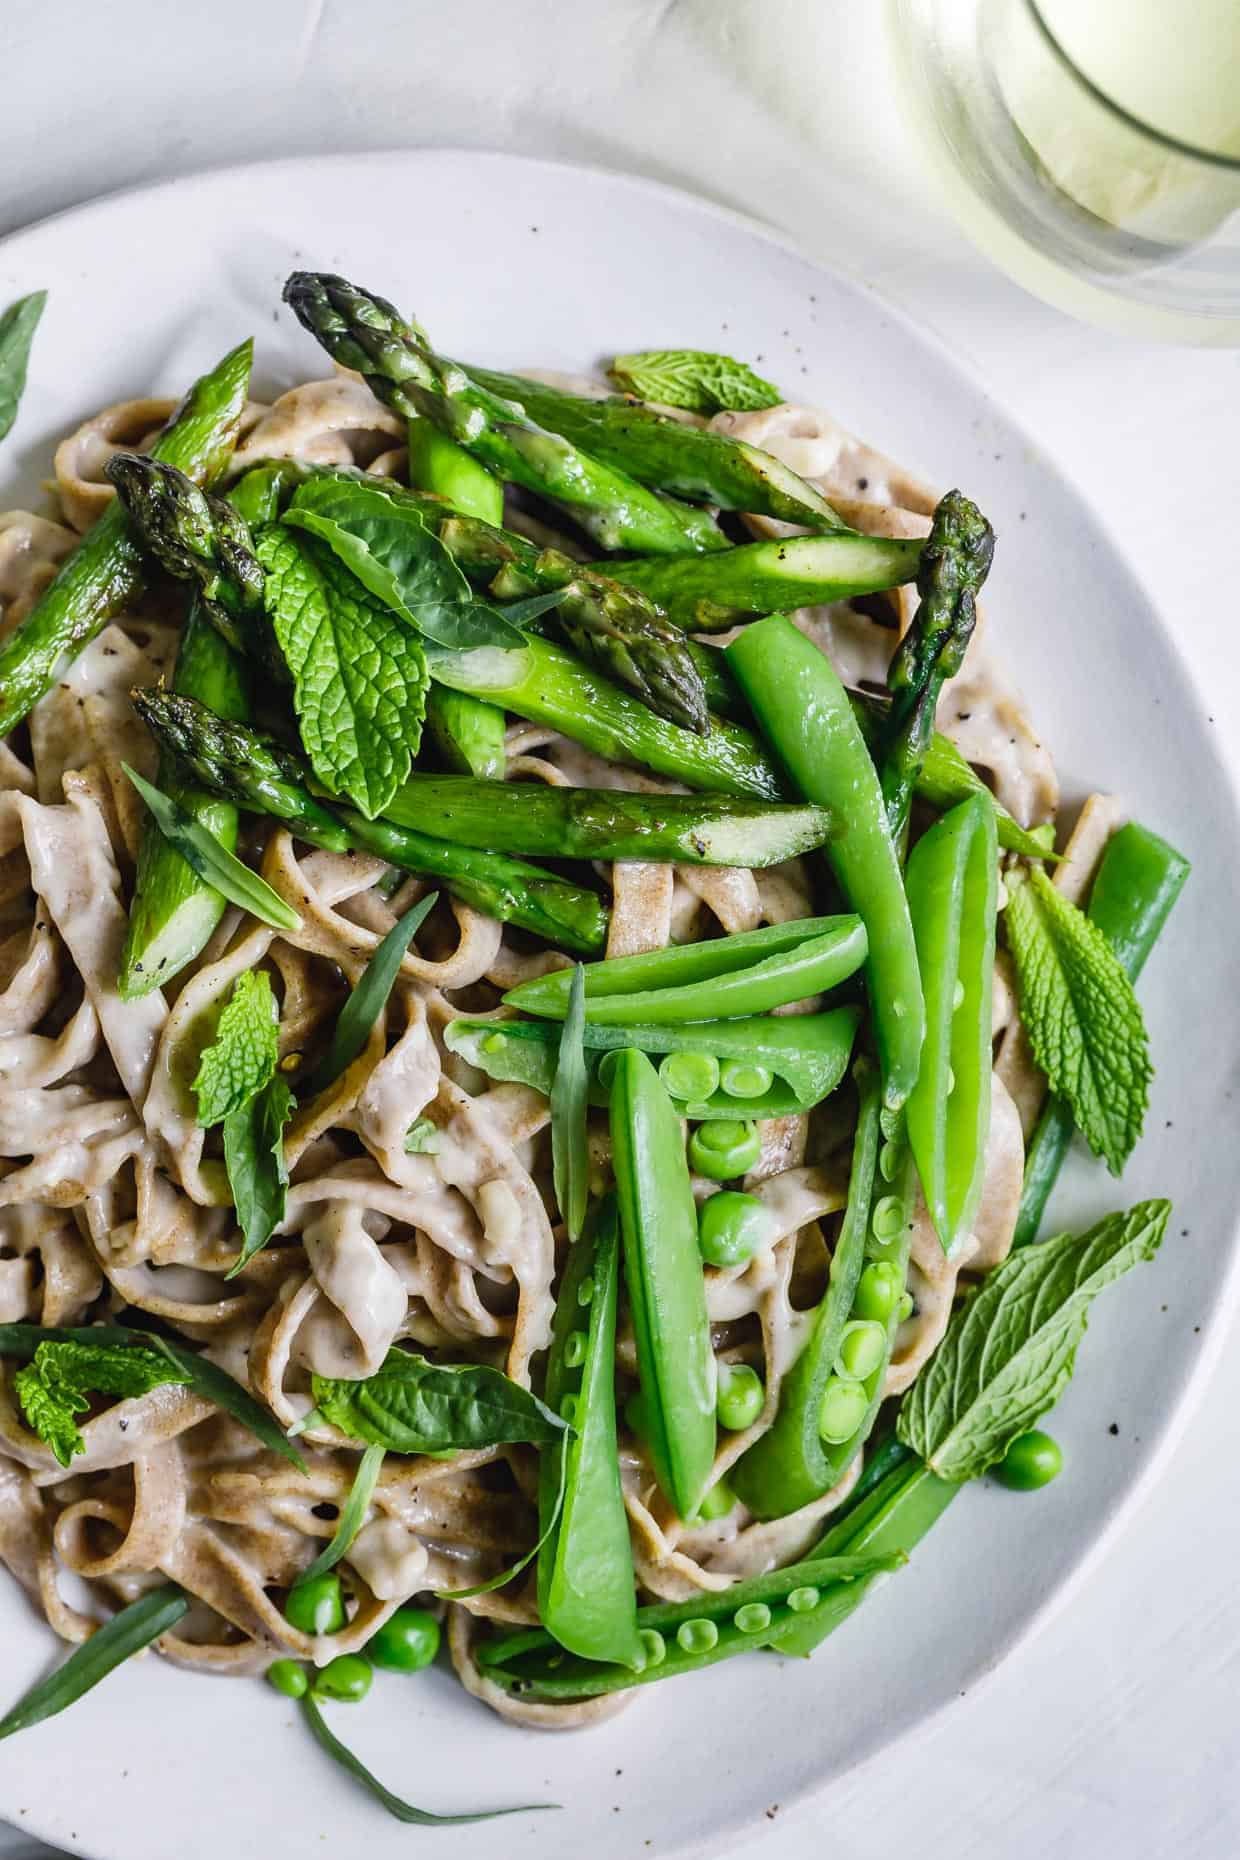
[2,3,1239,1856]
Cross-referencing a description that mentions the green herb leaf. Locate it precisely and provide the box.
[192,970,280,1127]
[312,1349,571,1455]
[255,524,429,820]
[0,1584,188,1742]
[14,1339,191,1467]
[549,965,589,1241]
[290,1442,385,1598]
[224,1074,294,1277]
[123,764,301,933]
[298,1692,556,1824]
[0,1321,304,1471]
[897,1200,1170,1481]
[0,291,47,443]
[286,479,526,652]
[403,1117,439,1154]
[1005,865,1151,1173]
[608,348,781,414]
[298,892,438,1101]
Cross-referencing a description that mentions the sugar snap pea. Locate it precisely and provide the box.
[727,615,924,1111]
[445,1005,860,1119]
[538,1197,641,1668]
[1015,820,1189,1246]
[731,1059,883,1519]
[905,792,998,1255]
[506,916,866,1027]
[609,1049,716,1519]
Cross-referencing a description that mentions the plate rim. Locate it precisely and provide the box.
[1,145,1238,1860]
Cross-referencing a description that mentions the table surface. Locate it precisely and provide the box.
[2,4,1238,1857]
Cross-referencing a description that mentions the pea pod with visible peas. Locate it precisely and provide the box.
[731,1060,883,1519]
[476,1549,904,1700]
[609,1049,716,1520]
[443,1004,861,1121]
[725,615,924,1111]
[537,1196,642,1668]
[904,791,998,1256]
[506,916,866,1028]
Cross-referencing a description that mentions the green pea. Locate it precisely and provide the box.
[676,1617,719,1655]
[596,1050,622,1089]
[563,1330,587,1369]
[896,1290,914,1323]
[871,1194,904,1241]
[266,1659,308,1698]
[994,1429,1063,1491]
[694,1478,736,1521]
[368,1606,441,1673]
[853,1260,902,1322]
[734,1602,772,1635]
[638,1627,666,1668]
[818,1376,868,1443]
[834,1319,887,1383]
[659,1051,721,1102]
[719,1059,773,1100]
[284,1571,346,1636]
[688,1119,761,1182]
[879,1139,902,1182]
[716,1362,764,1431]
[786,1585,820,1614]
[312,1653,373,1703]
[697,1189,772,1268]
[560,1393,580,1425]
[623,1389,649,1438]
[576,1273,595,1308]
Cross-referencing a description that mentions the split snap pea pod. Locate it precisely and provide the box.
[905,791,998,1256]
[537,1197,641,1668]
[1015,820,1189,1246]
[446,1006,861,1119]
[764,1455,957,1658]
[609,532,924,630]
[506,915,866,1027]
[0,339,253,736]
[731,1060,884,1520]
[407,409,511,778]
[479,1551,904,1700]
[727,615,924,1110]
[609,1049,716,1519]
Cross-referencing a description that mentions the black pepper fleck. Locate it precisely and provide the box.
[1108,1423,1119,1436]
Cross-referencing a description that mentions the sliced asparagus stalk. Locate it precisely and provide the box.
[384,774,830,865]
[606,531,924,629]
[118,601,250,999]
[131,690,608,955]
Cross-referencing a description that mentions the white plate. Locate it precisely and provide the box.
[0,150,1237,1860]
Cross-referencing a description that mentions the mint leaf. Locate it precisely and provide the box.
[549,964,589,1242]
[123,763,301,933]
[255,524,429,819]
[0,291,47,443]
[609,349,781,414]
[312,1350,571,1454]
[897,1200,1169,1480]
[224,1074,294,1277]
[192,970,279,1127]
[1005,865,1151,1174]
[285,478,526,652]
[14,1339,191,1467]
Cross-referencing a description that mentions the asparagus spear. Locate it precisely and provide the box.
[118,601,249,998]
[105,453,283,678]
[407,414,511,777]
[0,341,252,737]
[281,272,725,557]
[131,690,608,955]
[879,489,994,841]
[429,635,781,800]
[383,774,830,865]
[458,362,849,532]
[606,531,924,629]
